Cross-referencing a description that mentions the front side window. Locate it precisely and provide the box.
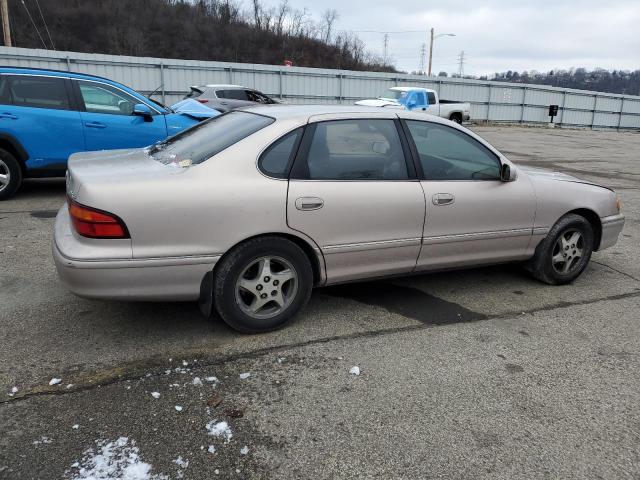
[301,119,408,180]
[78,80,141,116]
[149,111,274,166]
[5,75,70,110]
[427,92,436,105]
[405,120,501,180]
[259,128,303,178]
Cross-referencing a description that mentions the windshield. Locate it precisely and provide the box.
[149,111,274,166]
[379,89,408,102]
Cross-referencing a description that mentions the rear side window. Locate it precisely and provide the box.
[217,89,248,101]
[258,128,303,178]
[3,75,70,110]
[299,119,409,181]
[149,111,274,166]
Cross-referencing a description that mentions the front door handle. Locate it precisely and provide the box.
[295,197,324,211]
[432,193,455,206]
[0,112,18,120]
[85,121,107,129]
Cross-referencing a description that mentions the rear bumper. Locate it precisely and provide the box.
[599,213,625,250]
[53,206,220,301]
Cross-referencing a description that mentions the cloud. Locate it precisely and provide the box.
[255,0,640,75]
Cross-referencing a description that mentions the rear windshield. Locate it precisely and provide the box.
[149,111,274,166]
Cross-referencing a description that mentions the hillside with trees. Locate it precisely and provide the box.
[484,69,640,96]
[7,0,394,71]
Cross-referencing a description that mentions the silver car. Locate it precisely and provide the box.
[53,105,625,332]
[184,84,277,112]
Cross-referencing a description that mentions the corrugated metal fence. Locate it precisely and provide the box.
[1,46,639,130]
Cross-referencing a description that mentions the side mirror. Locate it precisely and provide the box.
[133,103,153,121]
[500,163,515,182]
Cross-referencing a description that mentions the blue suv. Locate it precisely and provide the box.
[0,67,217,200]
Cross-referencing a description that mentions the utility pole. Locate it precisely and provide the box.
[383,33,389,64]
[457,50,465,77]
[419,43,426,74]
[428,29,455,76]
[1,0,11,47]
[427,28,434,76]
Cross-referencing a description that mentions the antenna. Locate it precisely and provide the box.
[383,33,389,64]
[419,43,427,74]
[457,50,465,77]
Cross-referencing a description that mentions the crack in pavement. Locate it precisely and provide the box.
[3,289,640,406]
[591,260,640,282]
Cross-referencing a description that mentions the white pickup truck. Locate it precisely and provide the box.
[355,86,471,124]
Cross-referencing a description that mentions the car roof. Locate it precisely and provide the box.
[241,104,449,124]
[0,66,120,83]
[199,84,248,90]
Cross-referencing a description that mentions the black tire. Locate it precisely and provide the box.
[450,113,463,124]
[0,148,22,200]
[527,214,594,285]
[213,236,314,333]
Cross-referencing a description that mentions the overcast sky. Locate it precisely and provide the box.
[255,0,640,75]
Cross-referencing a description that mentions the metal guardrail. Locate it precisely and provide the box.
[1,46,639,130]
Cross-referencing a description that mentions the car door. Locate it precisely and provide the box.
[402,119,536,271]
[0,74,84,172]
[287,114,426,284]
[74,79,168,151]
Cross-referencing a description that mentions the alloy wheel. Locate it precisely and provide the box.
[0,159,9,193]
[235,256,298,319]
[551,229,584,274]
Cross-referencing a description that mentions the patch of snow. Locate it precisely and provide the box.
[277,357,285,364]
[349,366,360,376]
[165,370,171,375]
[174,406,183,412]
[239,373,250,380]
[72,425,80,430]
[49,378,62,386]
[192,377,202,387]
[182,360,188,366]
[33,436,52,445]
[66,384,74,389]
[207,445,216,454]
[205,376,218,383]
[173,456,189,468]
[150,392,161,399]
[206,421,232,443]
[64,437,167,480]
[214,469,219,475]
[240,446,249,455]
[10,386,18,395]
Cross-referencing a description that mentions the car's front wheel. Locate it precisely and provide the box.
[528,213,594,285]
[0,149,22,201]
[213,236,314,333]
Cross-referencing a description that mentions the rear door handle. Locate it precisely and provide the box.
[295,197,324,211]
[0,112,18,120]
[432,193,455,206]
[85,121,107,129]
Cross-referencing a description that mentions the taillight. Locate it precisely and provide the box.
[196,98,209,104]
[68,198,129,239]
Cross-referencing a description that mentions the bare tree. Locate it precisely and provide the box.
[322,8,339,43]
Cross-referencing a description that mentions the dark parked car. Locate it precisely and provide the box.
[184,84,278,112]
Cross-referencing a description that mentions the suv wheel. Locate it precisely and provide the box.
[527,214,594,285]
[450,113,463,124]
[213,236,313,333]
[0,149,22,200]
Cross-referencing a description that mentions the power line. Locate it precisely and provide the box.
[19,0,47,49]
[33,0,54,50]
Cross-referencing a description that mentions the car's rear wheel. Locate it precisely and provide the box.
[0,149,22,201]
[213,236,313,333]
[528,214,594,285]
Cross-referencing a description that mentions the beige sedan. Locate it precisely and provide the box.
[53,105,625,332]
